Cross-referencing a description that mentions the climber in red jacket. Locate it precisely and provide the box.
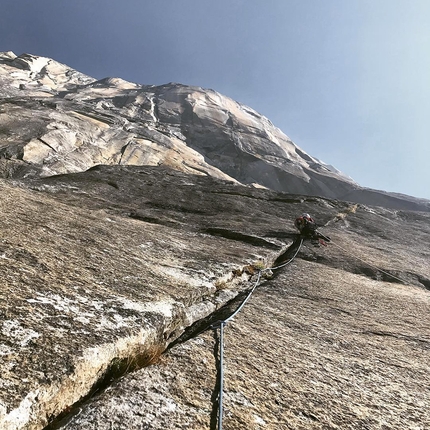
[294,213,330,246]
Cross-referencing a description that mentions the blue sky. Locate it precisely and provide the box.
[1,0,429,199]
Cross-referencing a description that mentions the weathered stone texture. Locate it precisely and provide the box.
[0,165,429,429]
[47,170,429,429]
[60,269,430,430]
[0,51,429,429]
[0,177,254,428]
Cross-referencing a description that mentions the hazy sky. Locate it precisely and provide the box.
[1,0,429,199]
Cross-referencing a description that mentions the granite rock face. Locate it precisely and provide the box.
[0,51,430,429]
[0,165,429,429]
[0,168,266,429]
[1,51,428,211]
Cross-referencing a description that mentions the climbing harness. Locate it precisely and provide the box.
[212,238,303,430]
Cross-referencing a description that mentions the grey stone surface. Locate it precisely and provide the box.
[0,165,429,429]
[60,273,430,430]
[0,51,429,429]
[0,167,274,429]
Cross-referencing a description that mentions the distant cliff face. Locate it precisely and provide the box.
[0,51,429,212]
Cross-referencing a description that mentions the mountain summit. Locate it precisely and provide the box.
[1,51,428,211]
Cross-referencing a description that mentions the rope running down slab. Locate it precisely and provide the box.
[213,229,412,429]
[328,239,408,285]
[213,238,303,430]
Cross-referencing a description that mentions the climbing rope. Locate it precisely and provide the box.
[268,238,304,271]
[212,222,412,429]
[213,238,303,430]
[327,238,409,285]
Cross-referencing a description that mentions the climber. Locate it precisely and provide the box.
[294,213,330,246]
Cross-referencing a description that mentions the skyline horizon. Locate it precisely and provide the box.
[1,1,429,199]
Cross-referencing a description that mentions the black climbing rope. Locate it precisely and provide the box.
[212,224,410,429]
[213,238,303,430]
[328,238,409,285]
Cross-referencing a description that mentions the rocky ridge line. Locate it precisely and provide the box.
[1,51,428,211]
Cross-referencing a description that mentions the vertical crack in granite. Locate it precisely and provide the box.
[43,337,166,430]
[34,229,299,430]
[32,256,276,430]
